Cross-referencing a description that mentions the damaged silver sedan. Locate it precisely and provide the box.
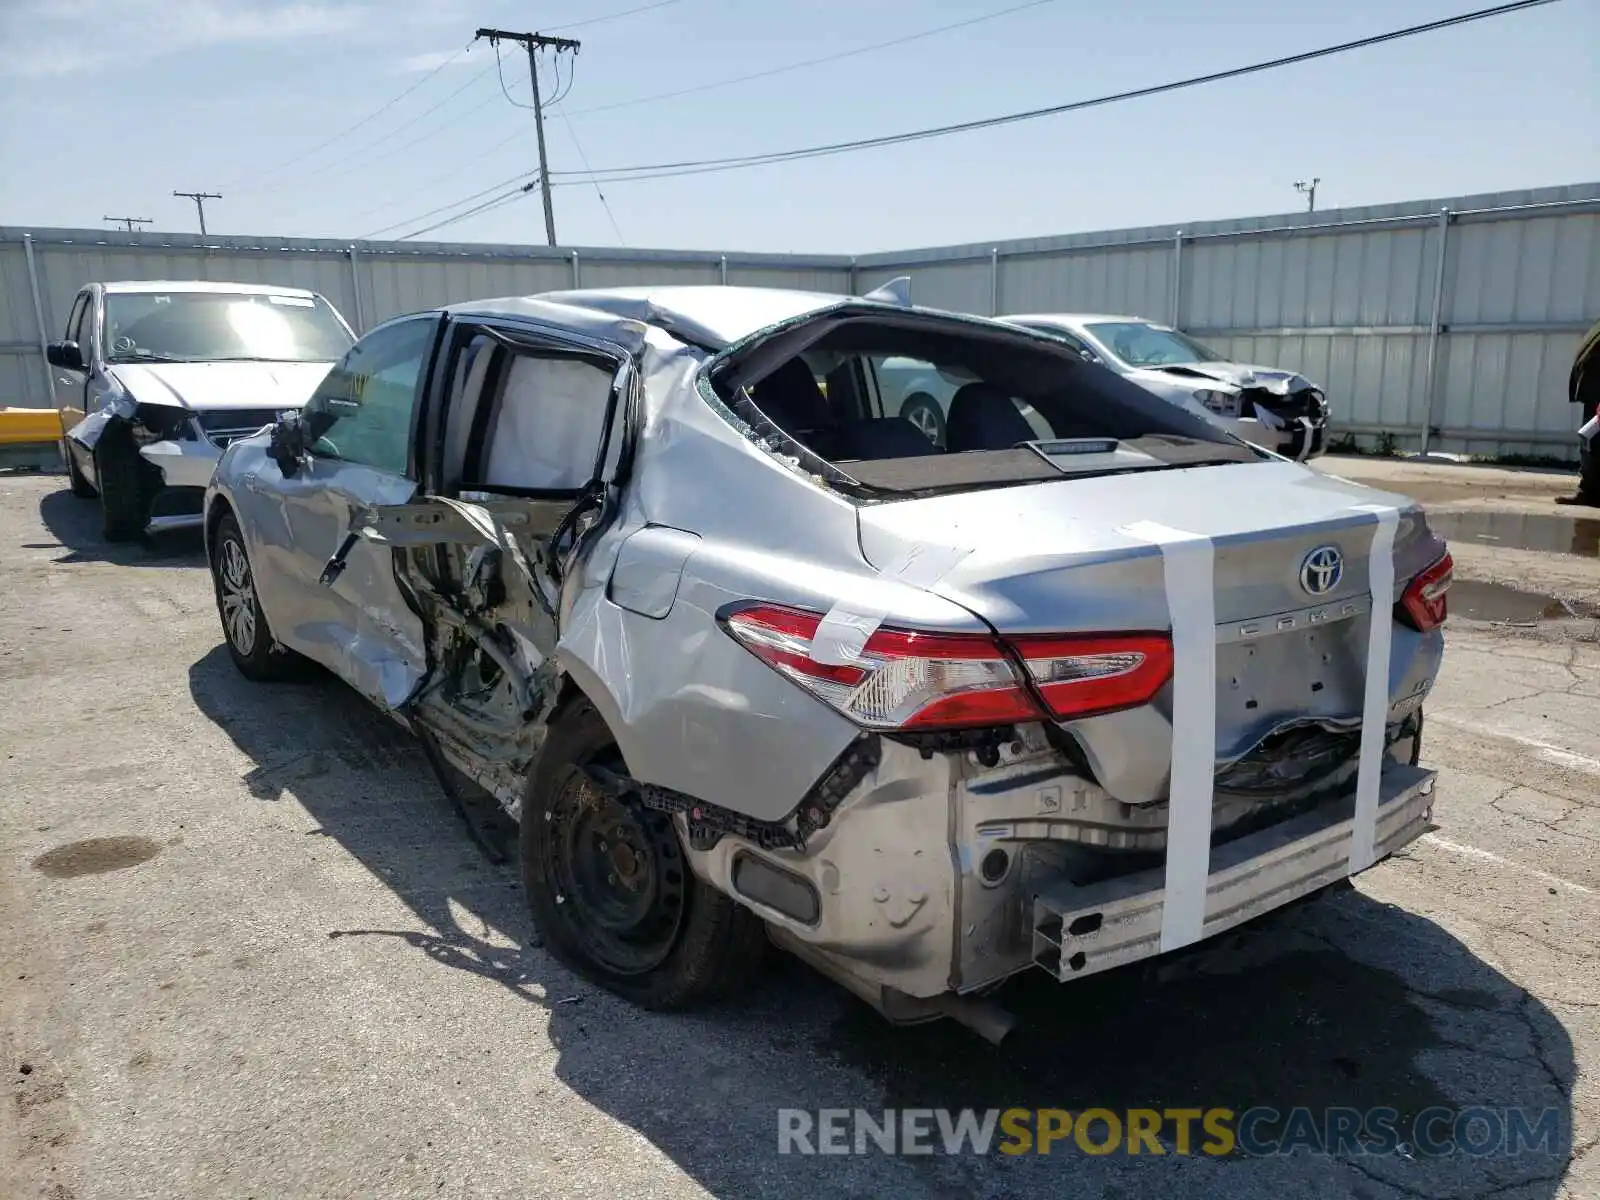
[203,284,1450,1039]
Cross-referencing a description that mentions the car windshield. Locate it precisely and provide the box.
[1084,321,1228,368]
[104,291,354,364]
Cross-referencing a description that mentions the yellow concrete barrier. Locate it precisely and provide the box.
[0,407,63,447]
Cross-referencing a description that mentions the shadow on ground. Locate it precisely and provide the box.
[187,646,1577,1199]
[36,486,204,566]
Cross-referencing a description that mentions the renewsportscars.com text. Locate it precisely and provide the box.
[777,1107,1562,1158]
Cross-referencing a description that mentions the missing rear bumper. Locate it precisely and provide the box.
[1031,762,1434,981]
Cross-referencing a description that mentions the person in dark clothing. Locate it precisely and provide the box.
[1556,317,1600,507]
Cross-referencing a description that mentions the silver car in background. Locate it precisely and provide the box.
[1003,313,1331,461]
[54,280,356,540]
[203,284,1449,1039]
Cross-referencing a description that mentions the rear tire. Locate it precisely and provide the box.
[64,442,96,498]
[209,511,309,682]
[521,698,766,1010]
[94,426,150,542]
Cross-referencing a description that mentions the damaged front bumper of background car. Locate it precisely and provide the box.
[1193,373,1330,462]
[68,399,282,533]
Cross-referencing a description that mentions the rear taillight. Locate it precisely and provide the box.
[1398,550,1453,632]
[721,604,1173,731]
[1012,634,1175,721]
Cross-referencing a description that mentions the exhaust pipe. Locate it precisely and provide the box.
[931,992,1018,1046]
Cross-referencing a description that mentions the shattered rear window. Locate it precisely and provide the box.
[708,311,1259,498]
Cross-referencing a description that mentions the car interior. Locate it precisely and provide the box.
[722,319,1249,489]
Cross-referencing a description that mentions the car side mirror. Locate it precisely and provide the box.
[268,413,309,478]
[46,340,84,371]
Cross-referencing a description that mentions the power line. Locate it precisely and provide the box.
[245,63,500,196]
[380,0,1556,242]
[394,182,538,241]
[549,0,1561,186]
[559,109,626,246]
[493,41,535,109]
[562,0,1064,119]
[345,126,531,224]
[361,170,536,239]
[218,42,474,189]
[546,50,577,108]
[544,0,681,33]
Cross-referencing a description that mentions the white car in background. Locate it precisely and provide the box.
[1001,313,1331,461]
[53,280,357,540]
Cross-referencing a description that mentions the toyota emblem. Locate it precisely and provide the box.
[1300,545,1344,596]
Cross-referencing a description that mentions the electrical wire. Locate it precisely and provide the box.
[245,62,501,196]
[544,0,681,33]
[547,50,577,108]
[345,125,531,224]
[551,0,1561,186]
[554,60,625,246]
[254,87,507,198]
[363,0,1555,242]
[562,0,1065,119]
[361,171,537,239]
[394,182,539,241]
[494,41,536,109]
[219,42,475,189]
[561,113,626,245]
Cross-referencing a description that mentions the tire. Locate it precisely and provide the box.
[521,698,766,1010]
[93,425,151,542]
[900,393,946,447]
[64,441,96,498]
[209,511,308,682]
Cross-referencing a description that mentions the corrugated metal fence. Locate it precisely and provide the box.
[5,180,1597,459]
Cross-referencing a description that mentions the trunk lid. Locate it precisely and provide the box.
[856,459,1444,804]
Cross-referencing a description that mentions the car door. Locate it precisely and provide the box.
[54,289,92,424]
[260,312,444,708]
[344,319,634,728]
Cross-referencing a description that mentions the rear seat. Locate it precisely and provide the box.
[834,416,943,461]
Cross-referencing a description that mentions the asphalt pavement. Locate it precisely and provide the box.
[1,457,1596,1200]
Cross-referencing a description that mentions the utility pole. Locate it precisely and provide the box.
[475,27,580,246]
[104,216,153,233]
[1293,178,1320,212]
[173,190,222,235]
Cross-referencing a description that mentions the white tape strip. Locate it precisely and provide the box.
[1349,503,1399,873]
[1119,520,1217,952]
[811,542,973,666]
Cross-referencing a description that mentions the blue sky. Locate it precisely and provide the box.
[1,0,1596,252]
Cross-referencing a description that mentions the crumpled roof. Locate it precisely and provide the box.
[449,285,852,351]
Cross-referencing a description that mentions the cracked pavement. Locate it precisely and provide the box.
[1,457,1597,1200]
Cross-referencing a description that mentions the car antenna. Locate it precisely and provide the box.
[862,276,912,306]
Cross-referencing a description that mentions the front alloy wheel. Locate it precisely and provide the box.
[218,536,259,657]
[210,512,306,681]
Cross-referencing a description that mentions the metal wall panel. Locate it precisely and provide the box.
[726,265,854,293]
[998,245,1172,319]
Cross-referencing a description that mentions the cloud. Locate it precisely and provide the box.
[0,0,380,77]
